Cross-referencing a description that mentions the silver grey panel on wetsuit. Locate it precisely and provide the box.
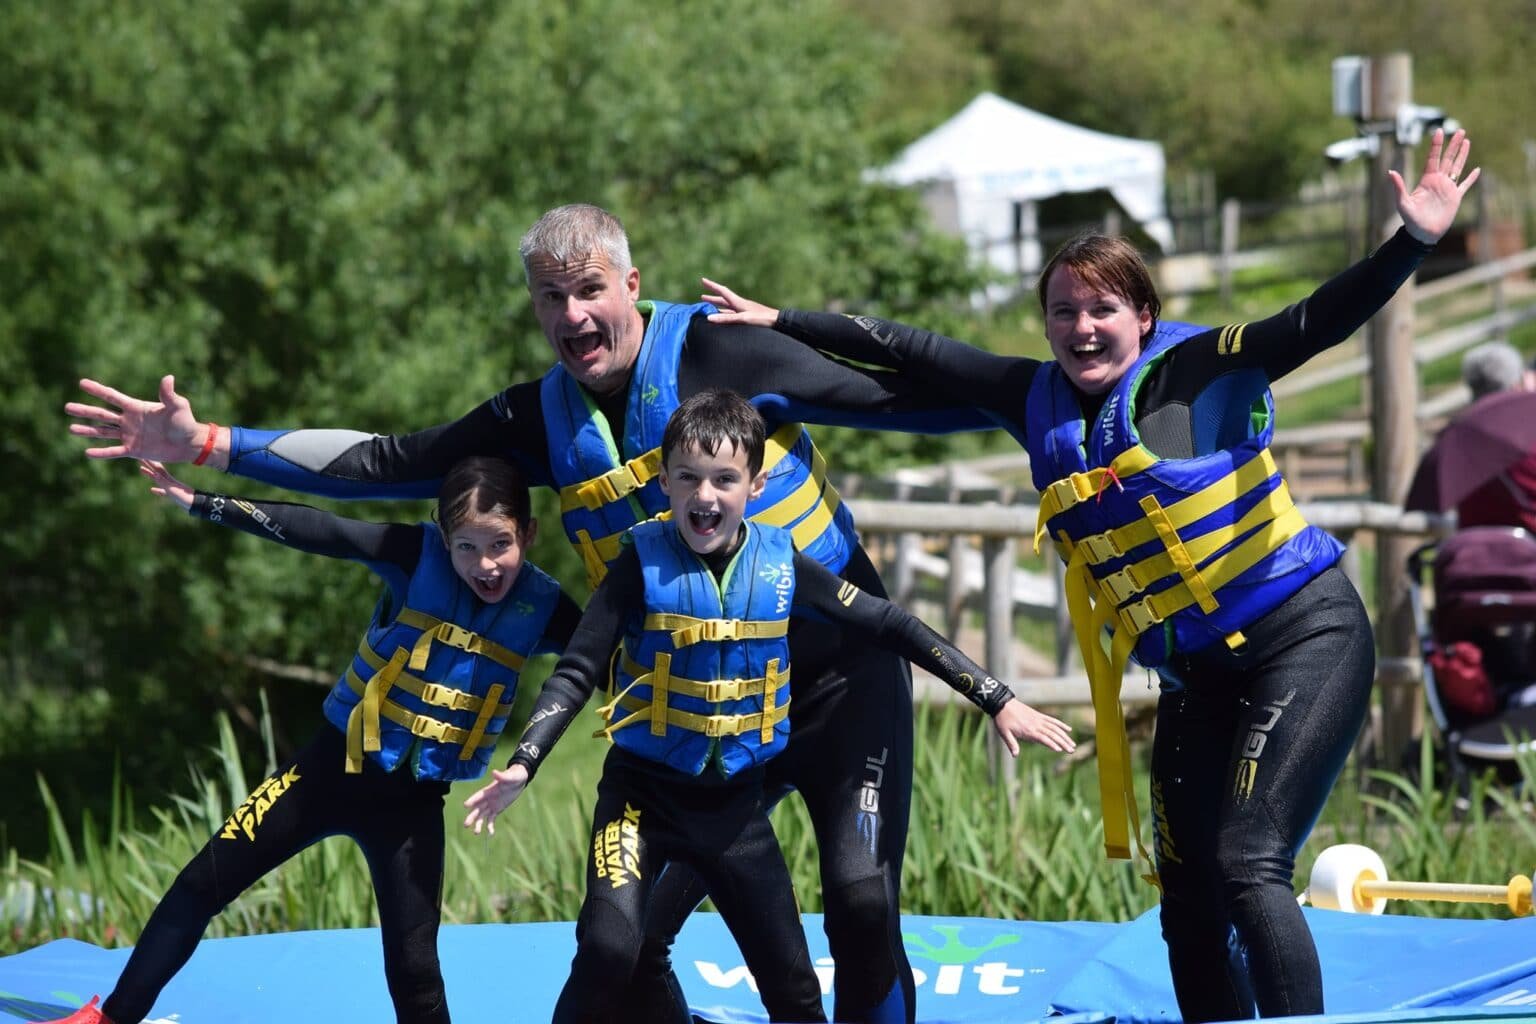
[266,430,381,470]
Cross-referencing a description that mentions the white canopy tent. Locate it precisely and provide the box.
[876,92,1173,298]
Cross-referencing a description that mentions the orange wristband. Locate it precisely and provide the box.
[193,422,220,466]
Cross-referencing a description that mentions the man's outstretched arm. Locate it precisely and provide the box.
[68,376,553,499]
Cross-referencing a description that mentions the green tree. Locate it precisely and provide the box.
[1,0,987,850]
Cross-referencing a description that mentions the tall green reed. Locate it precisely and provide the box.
[5,703,1532,955]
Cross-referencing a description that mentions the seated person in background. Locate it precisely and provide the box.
[1454,341,1536,534]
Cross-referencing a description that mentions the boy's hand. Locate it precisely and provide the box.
[139,460,195,511]
[462,764,530,835]
[992,698,1075,757]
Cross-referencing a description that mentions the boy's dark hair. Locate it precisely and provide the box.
[436,456,533,536]
[661,388,766,477]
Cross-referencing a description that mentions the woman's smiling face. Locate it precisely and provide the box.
[1043,266,1151,396]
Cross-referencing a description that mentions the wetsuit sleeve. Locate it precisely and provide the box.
[679,316,996,434]
[509,546,642,778]
[188,491,419,598]
[1152,226,1434,393]
[789,551,1015,715]
[225,382,554,499]
[773,309,1042,434]
[535,590,585,655]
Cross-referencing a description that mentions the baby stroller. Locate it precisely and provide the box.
[1406,525,1536,785]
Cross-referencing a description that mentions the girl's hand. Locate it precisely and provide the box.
[139,460,195,511]
[992,698,1075,757]
[1392,127,1480,244]
[702,278,780,328]
[462,764,530,836]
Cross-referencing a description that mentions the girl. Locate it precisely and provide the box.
[49,456,580,1024]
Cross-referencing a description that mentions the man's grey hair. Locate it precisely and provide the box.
[518,204,633,280]
[1461,341,1525,399]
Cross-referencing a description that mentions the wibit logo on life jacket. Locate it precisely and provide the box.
[642,384,661,405]
[691,922,1037,997]
[219,767,301,841]
[758,561,795,614]
[593,802,642,889]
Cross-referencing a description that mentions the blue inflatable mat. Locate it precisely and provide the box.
[3,908,1534,1023]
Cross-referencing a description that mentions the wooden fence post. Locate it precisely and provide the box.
[1365,52,1423,768]
[1219,198,1241,306]
[982,535,1018,792]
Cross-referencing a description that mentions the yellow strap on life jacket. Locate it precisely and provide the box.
[1051,445,1299,888]
[460,683,505,760]
[395,609,527,673]
[618,653,791,702]
[1059,448,1284,567]
[344,657,509,773]
[1111,505,1309,638]
[1094,481,1297,604]
[600,691,793,740]
[750,435,846,551]
[351,646,513,715]
[1033,446,1160,553]
[559,448,666,513]
[760,659,783,745]
[643,613,791,648]
[598,651,793,742]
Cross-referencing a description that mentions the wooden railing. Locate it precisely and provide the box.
[845,494,1451,716]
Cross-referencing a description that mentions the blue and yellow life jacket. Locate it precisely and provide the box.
[322,524,563,782]
[541,299,856,589]
[594,519,794,778]
[1025,321,1343,868]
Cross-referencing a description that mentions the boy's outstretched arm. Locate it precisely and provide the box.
[462,546,642,836]
[789,552,1073,756]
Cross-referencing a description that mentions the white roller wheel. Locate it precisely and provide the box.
[1307,844,1389,914]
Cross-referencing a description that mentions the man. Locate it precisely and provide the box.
[68,204,988,1024]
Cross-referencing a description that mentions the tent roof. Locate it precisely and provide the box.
[878,91,1166,203]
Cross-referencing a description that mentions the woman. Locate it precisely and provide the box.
[699,129,1478,1022]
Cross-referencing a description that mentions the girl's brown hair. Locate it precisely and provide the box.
[436,457,533,536]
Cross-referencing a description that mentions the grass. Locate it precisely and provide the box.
[4,699,1533,957]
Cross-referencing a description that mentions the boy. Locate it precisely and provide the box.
[463,389,1073,1024]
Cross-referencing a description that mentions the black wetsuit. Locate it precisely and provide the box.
[224,316,981,1023]
[513,538,1014,1024]
[101,495,579,1024]
[768,227,1432,1022]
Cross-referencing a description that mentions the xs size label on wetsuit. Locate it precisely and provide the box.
[219,768,301,841]
[593,802,642,889]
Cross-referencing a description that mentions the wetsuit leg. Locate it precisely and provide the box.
[102,728,352,1024]
[352,767,452,1024]
[693,803,826,1022]
[1151,679,1251,1022]
[552,752,670,1024]
[1158,568,1374,1021]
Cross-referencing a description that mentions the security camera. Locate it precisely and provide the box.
[1325,135,1380,165]
[1396,104,1455,145]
